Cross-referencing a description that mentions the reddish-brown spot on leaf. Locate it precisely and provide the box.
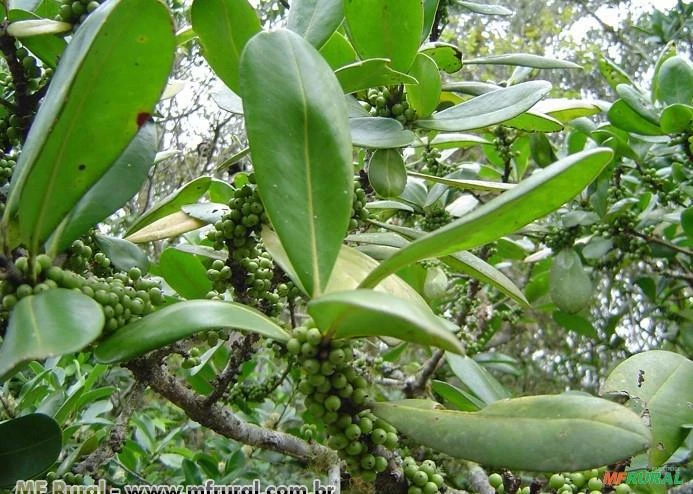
[137,112,150,127]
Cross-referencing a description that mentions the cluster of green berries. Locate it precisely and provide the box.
[226,371,284,404]
[180,332,222,368]
[55,0,103,25]
[360,86,417,124]
[420,208,451,232]
[493,126,518,165]
[63,237,113,277]
[639,167,686,205]
[208,177,268,253]
[545,226,579,252]
[0,156,15,187]
[421,148,453,177]
[402,457,445,494]
[45,471,85,484]
[0,255,163,334]
[350,181,370,230]
[287,324,397,481]
[488,469,632,494]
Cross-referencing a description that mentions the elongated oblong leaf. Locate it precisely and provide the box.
[408,171,513,193]
[0,414,62,487]
[432,380,483,411]
[360,148,613,288]
[190,0,260,94]
[0,289,104,379]
[3,0,174,252]
[416,81,552,131]
[368,148,407,197]
[350,117,417,148]
[240,30,352,297]
[372,394,652,471]
[446,353,509,405]
[307,289,465,354]
[602,351,693,466]
[421,42,463,74]
[94,300,290,363]
[406,53,441,118]
[336,58,418,94]
[159,247,212,299]
[457,1,511,16]
[464,53,580,69]
[125,211,206,244]
[344,0,423,72]
[287,0,343,49]
[94,234,149,272]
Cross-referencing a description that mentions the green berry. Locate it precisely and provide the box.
[615,484,631,494]
[413,470,429,487]
[306,327,322,346]
[570,473,586,488]
[358,417,373,434]
[420,460,436,476]
[302,359,320,374]
[371,428,387,444]
[345,441,363,456]
[408,488,423,494]
[286,338,301,354]
[587,478,602,491]
[431,473,444,488]
[36,254,52,271]
[489,473,503,489]
[404,465,418,479]
[550,474,565,490]
[344,424,361,440]
[16,284,32,298]
[384,431,398,449]
[374,456,388,473]
[423,482,439,494]
[361,454,376,470]
[324,395,341,412]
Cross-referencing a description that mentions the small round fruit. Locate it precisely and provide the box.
[413,470,429,487]
[370,428,387,444]
[570,473,586,488]
[358,417,373,434]
[615,484,631,494]
[408,488,423,494]
[374,456,388,473]
[345,424,361,440]
[489,473,503,489]
[431,473,444,488]
[404,465,418,480]
[361,454,376,470]
[587,478,603,491]
[423,482,439,494]
[345,441,363,456]
[550,474,565,490]
[306,327,322,346]
[420,460,436,476]
[286,338,301,354]
[324,395,341,412]
[384,431,398,449]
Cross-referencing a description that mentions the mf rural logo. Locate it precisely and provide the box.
[603,467,684,486]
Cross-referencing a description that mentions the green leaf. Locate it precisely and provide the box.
[359,148,613,288]
[287,0,343,49]
[457,1,512,16]
[597,53,635,90]
[431,380,483,411]
[240,30,352,297]
[211,86,244,114]
[126,177,211,236]
[415,81,552,131]
[415,132,491,149]
[532,98,601,123]
[0,414,62,488]
[6,9,66,68]
[421,0,440,42]
[181,203,229,224]
[607,100,664,136]
[501,111,563,133]
[208,179,235,204]
[421,42,463,74]
[682,207,693,238]
[550,248,592,314]
[94,300,290,363]
[190,0,260,94]
[307,289,465,354]
[368,149,407,198]
[319,31,357,69]
[529,133,557,167]
[651,42,677,104]
[616,84,659,125]
[408,171,513,193]
[655,55,693,106]
[3,0,174,252]
[552,310,597,338]
[47,123,158,254]
[660,103,693,134]
[94,234,149,272]
[350,117,417,148]
[7,18,70,36]
[463,53,580,69]
[0,289,104,380]
[602,351,693,467]
[372,394,651,471]
[335,58,418,94]
[405,53,441,118]
[159,248,212,300]
[125,211,206,244]
[344,0,423,72]
[446,353,509,405]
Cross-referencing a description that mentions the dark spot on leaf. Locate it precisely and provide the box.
[637,369,645,387]
[137,112,151,128]
[78,164,86,171]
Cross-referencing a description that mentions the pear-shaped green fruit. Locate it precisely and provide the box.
[550,248,592,314]
[368,148,407,198]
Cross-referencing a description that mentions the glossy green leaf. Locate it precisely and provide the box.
[159,248,212,300]
[6,9,66,68]
[457,1,511,15]
[443,80,500,96]
[598,53,635,90]
[350,117,417,148]
[405,53,441,118]
[190,0,260,94]
[3,0,174,252]
[464,53,580,69]
[421,0,440,42]
[7,18,70,36]
[240,30,352,297]
[421,42,463,74]
[415,133,490,149]
[175,244,227,261]
[181,203,229,224]
[416,81,552,131]
[431,380,483,411]
[48,123,157,254]
[655,55,693,106]
[368,149,407,198]
[0,414,62,487]
[208,179,235,204]
[616,84,659,125]
[308,290,465,354]
[287,0,343,49]
[335,58,418,94]
[529,133,556,167]
[660,103,693,134]
[126,177,211,235]
[550,248,592,314]
[94,300,290,363]
[94,234,149,272]
[408,171,513,193]
[502,111,564,132]
[366,200,415,213]
[608,100,664,136]
[532,98,601,123]
[0,289,104,379]
[602,351,693,466]
[360,148,613,288]
[126,211,206,244]
[651,42,676,104]
[319,31,357,69]
[344,0,423,72]
[371,394,652,471]
[682,207,693,238]
[446,353,509,405]
[211,86,244,114]
[552,310,597,338]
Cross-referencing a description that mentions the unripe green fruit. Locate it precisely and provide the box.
[549,474,565,489]
[71,1,85,14]
[423,482,439,494]
[306,328,322,346]
[328,434,349,450]
[15,256,28,273]
[344,424,361,440]
[570,473,586,488]
[345,440,363,456]
[308,402,325,418]
[128,267,142,280]
[420,460,436,476]
[323,411,338,424]
[589,491,601,494]
[337,383,354,398]
[587,478,602,491]
[302,359,320,374]
[36,254,52,271]
[615,483,631,494]
[287,338,301,354]
[489,473,503,488]
[320,360,336,376]
[361,454,376,470]
[301,342,318,357]
[331,373,347,389]
[86,1,99,12]
[371,428,387,444]
[404,465,418,479]
[358,417,373,434]
[413,470,429,487]
[328,348,346,364]
[309,374,327,387]
[2,294,17,309]
[16,284,32,298]
[384,431,398,449]
[325,395,341,412]
[408,488,423,494]
[431,473,444,488]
